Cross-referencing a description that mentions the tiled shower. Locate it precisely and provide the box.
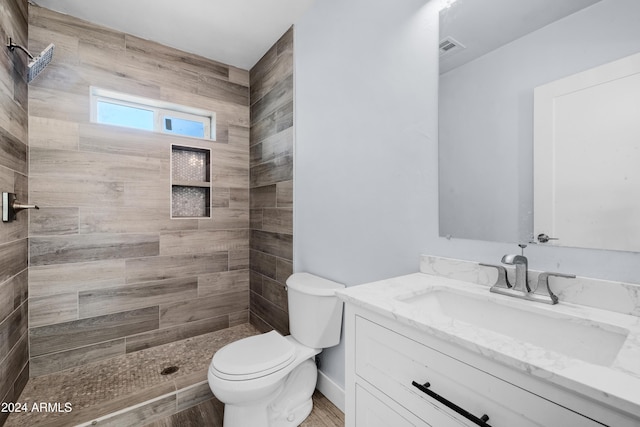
[0,0,295,424]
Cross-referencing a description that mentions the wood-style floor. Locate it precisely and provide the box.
[145,390,345,427]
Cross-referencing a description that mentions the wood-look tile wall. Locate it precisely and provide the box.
[0,0,30,424]
[249,28,294,334]
[27,5,250,377]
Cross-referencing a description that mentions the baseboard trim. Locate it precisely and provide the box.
[316,369,345,413]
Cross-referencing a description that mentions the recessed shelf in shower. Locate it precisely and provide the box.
[171,145,211,218]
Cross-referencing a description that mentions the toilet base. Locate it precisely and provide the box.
[220,358,318,427]
[223,397,273,427]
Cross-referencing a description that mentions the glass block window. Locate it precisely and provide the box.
[90,87,215,140]
[171,145,211,218]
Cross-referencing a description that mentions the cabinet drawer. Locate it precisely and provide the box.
[356,384,431,427]
[355,316,602,427]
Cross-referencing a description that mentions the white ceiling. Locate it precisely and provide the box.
[30,0,316,70]
[439,0,602,73]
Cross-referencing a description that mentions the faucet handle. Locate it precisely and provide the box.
[536,272,576,304]
[479,263,512,289]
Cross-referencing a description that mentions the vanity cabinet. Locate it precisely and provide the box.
[344,304,636,427]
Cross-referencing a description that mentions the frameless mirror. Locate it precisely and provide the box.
[438,0,640,251]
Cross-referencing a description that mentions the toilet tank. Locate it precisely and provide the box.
[286,273,345,349]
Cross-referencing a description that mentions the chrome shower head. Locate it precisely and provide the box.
[6,37,55,83]
[27,43,54,83]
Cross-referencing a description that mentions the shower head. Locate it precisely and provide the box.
[6,37,55,83]
[27,43,54,83]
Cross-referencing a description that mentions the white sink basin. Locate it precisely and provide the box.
[396,289,628,366]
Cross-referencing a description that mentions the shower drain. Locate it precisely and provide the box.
[160,366,179,375]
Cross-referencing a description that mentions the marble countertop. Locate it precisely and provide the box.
[337,272,640,419]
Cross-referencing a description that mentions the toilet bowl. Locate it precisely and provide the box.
[208,273,345,427]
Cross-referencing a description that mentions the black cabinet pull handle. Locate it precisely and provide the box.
[411,381,492,427]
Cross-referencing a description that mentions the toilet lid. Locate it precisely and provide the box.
[213,331,295,378]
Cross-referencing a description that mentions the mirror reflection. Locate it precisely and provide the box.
[438,0,640,251]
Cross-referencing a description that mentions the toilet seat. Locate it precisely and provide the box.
[212,331,296,381]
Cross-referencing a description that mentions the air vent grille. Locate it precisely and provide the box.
[439,37,465,57]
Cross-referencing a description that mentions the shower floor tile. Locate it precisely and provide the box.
[5,324,260,427]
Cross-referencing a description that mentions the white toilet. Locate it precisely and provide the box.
[208,273,345,427]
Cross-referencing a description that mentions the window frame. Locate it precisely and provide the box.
[90,87,216,140]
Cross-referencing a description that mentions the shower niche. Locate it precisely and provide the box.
[171,145,211,218]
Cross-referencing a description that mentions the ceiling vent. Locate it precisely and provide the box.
[439,36,465,57]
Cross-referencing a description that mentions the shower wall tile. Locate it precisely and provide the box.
[276,180,293,208]
[78,123,169,159]
[0,0,29,414]
[29,292,78,328]
[249,27,294,336]
[159,229,249,255]
[30,233,160,266]
[250,32,293,103]
[29,207,80,235]
[276,258,293,285]
[125,253,229,283]
[0,302,27,362]
[211,187,231,208]
[249,101,294,145]
[159,290,249,328]
[198,270,250,297]
[0,270,27,326]
[250,250,277,280]
[30,176,126,207]
[250,292,290,336]
[30,147,163,181]
[250,154,294,187]
[78,277,198,318]
[29,338,126,377]
[0,335,28,409]
[229,67,250,87]
[124,315,229,353]
[228,124,250,147]
[29,259,126,297]
[262,208,293,234]
[251,75,294,126]
[0,240,28,284]
[250,185,277,208]
[229,310,249,327]
[262,277,288,312]
[250,230,293,260]
[29,117,80,151]
[194,207,249,230]
[30,306,160,357]
[0,128,27,175]
[228,249,249,271]
[79,206,198,234]
[0,280,13,325]
[27,4,250,376]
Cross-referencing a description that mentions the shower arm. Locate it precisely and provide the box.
[7,37,34,59]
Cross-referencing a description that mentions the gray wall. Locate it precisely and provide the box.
[293,0,640,392]
[294,0,438,387]
[0,0,29,424]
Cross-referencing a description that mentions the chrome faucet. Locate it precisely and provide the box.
[480,254,575,305]
[500,254,530,293]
